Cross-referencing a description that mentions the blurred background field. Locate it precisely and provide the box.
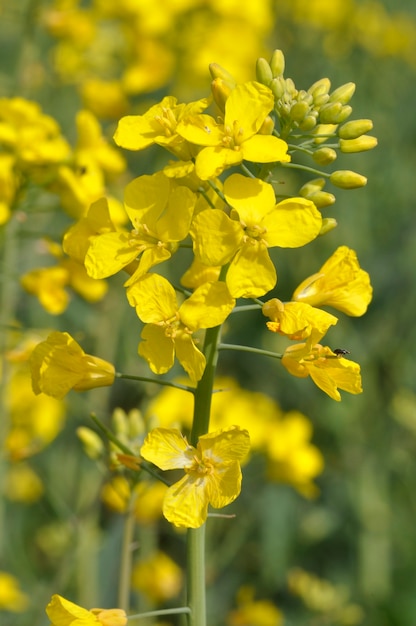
[1,1,416,625]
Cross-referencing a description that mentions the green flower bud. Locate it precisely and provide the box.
[285,77,297,96]
[77,427,104,460]
[308,78,331,98]
[299,178,326,197]
[330,170,367,189]
[338,119,374,139]
[309,191,336,208]
[290,100,310,123]
[256,57,273,86]
[328,82,356,104]
[332,104,352,124]
[319,102,343,124]
[340,135,378,153]
[313,123,338,144]
[270,77,285,99]
[298,114,317,131]
[270,49,285,77]
[319,217,338,235]
[113,407,128,436]
[313,147,337,165]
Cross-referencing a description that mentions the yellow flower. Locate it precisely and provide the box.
[85,172,196,284]
[20,266,70,315]
[281,342,362,401]
[140,425,250,528]
[114,95,209,161]
[227,586,283,626]
[265,412,324,498]
[132,551,183,602]
[127,273,235,383]
[177,81,290,179]
[262,298,338,343]
[46,594,127,626]
[4,463,44,503]
[30,331,115,399]
[0,571,29,612]
[292,246,372,316]
[191,174,322,297]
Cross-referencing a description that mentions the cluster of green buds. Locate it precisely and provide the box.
[255,49,377,214]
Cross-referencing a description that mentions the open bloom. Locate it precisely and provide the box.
[177,81,290,179]
[127,273,235,383]
[281,342,362,401]
[85,171,196,284]
[292,246,372,316]
[140,426,250,528]
[46,594,127,626]
[191,174,322,297]
[30,331,115,399]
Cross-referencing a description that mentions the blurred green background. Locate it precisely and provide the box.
[1,1,416,625]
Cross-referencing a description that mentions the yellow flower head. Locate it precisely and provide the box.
[132,550,183,603]
[191,174,322,298]
[0,571,29,612]
[177,81,290,179]
[30,331,115,399]
[140,425,250,528]
[114,95,209,161]
[46,594,127,626]
[127,273,235,383]
[292,246,372,316]
[85,172,196,284]
[281,342,362,401]
[262,298,338,344]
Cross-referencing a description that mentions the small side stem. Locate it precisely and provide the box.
[118,492,138,611]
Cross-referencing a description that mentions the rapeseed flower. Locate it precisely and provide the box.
[30,331,115,399]
[191,173,322,297]
[0,572,28,612]
[85,172,196,284]
[132,551,183,602]
[292,246,372,315]
[46,594,127,626]
[281,342,362,401]
[140,425,250,528]
[176,81,290,179]
[262,298,338,343]
[127,273,235,382]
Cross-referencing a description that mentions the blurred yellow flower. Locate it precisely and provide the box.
[227,585,283,626]
[132,551,183,603]
[30,331,115,399]
[4,462,44,503]
[0,572,29,612]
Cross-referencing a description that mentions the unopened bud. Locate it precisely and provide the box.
[299,178,325,197]
[285,78,297,96]
[319,217,338,235]
[308,78,331,98]
[77,427,104,459]
[313,147,337,165]
[339,135,378,153]
[298,114,317,131]
[313,123,338,145]
[330,170,367,189]
[270,77,285,99]
[290,100,310,123]
[309,191,336,208]
[258,115,275,135]
[338,119,373,139]
[127,408,145,438]
[332,104,352,124]
[270,49,285,77]
[256,57,273,85]
[209,63,236,87]
[112,407,128,437]
[329,82,356,104]
[211,77,233,113]
[319,102,343,124]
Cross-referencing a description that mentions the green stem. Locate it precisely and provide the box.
[218,343,283,359]
[280,162,330,178]
[115,372,195,393]
[118,491,138,611]
[128,607,191,620]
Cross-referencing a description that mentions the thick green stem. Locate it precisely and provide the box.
[118,493,138,611]
[186,322,223,626]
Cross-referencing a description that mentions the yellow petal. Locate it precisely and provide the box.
[85,232,138,279]
[46,594,98,626]
[205,461,242,508]
[140,427,195,470]
[195,146,242,180]
[223,174,276,224]
[127,273,177,323]
[190,209,243,266]
[263,198,322,248]
[163,473,209,528]
[174,334,206,383]
[241,134,290,163]
[227,242,276,298]
[138,324,175,375]
[179,282,235,330]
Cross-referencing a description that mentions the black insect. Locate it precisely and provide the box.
[333,348,350,357]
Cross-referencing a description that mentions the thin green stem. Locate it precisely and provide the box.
[118,491,138,611]
[115,372,195,394]
[207,179,226,204]
[218,343,283,359]
[128,607,192,620]
[280,162,330,178]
